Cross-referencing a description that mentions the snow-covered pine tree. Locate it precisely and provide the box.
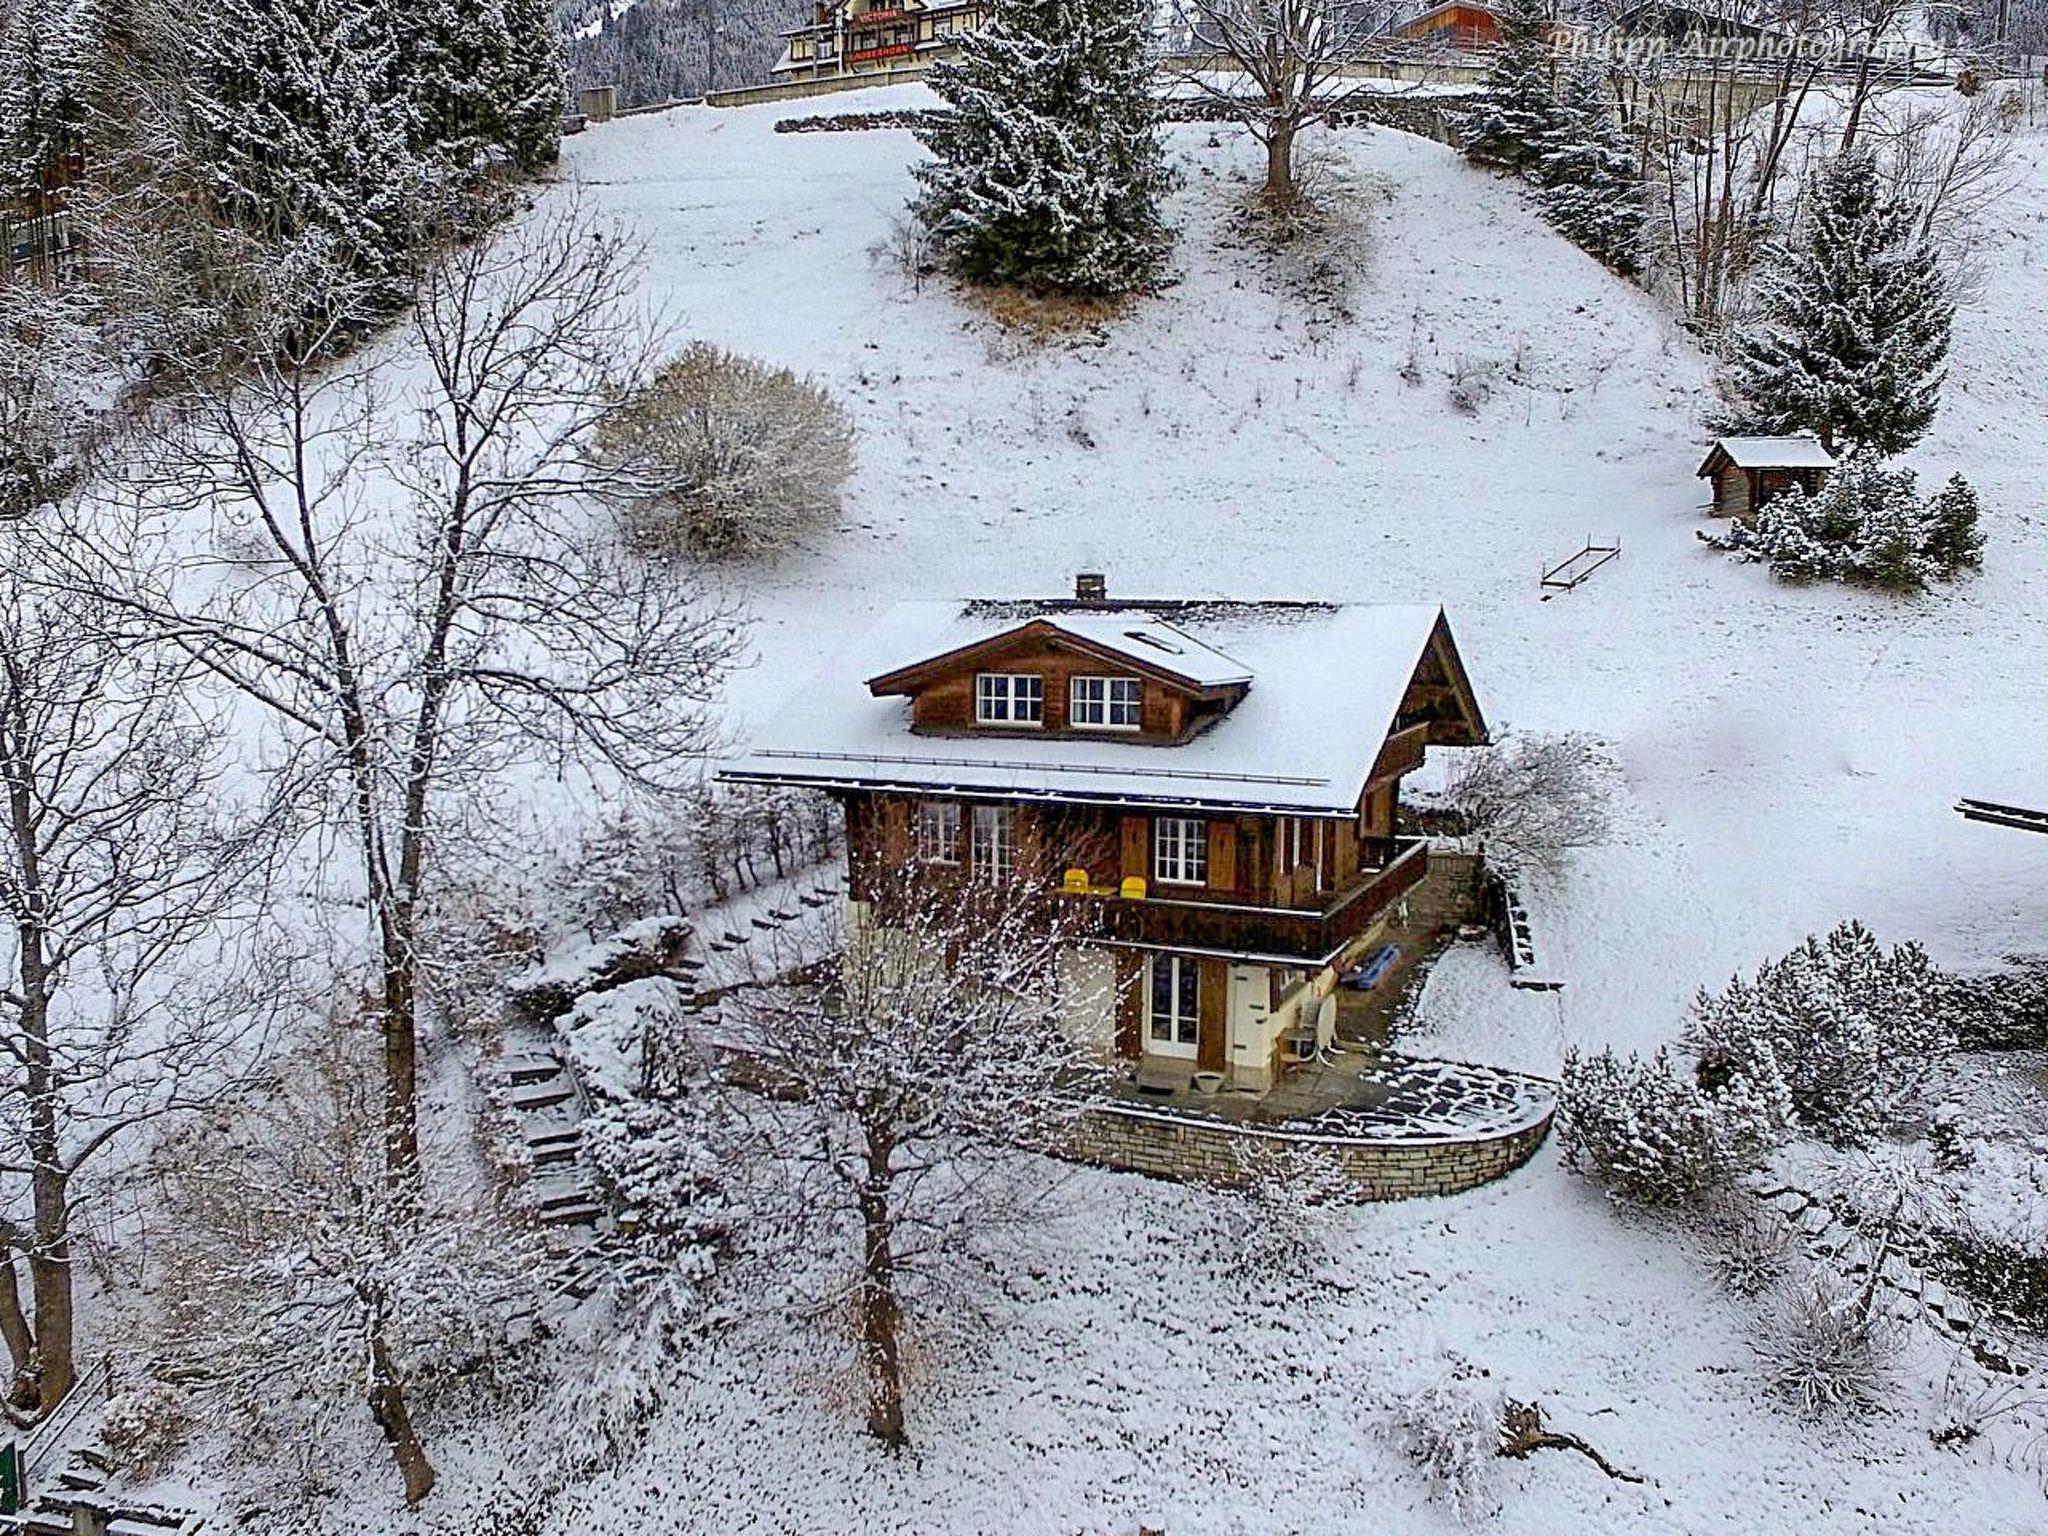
[1534,65,1644,274]
[912,0,1173,296]
[0,0,95,210]
[1717,149,1953,457]
[407,0,564,178]
[1919,472,1985,578]
[1455,0,1563,171]
[183,0,430,304]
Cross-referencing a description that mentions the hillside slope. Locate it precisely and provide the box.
[563,90,2048,1070]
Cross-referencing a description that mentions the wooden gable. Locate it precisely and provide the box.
[1392,613,1488,748]
[867,619,1249,742]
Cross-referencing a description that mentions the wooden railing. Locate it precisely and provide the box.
[1058,839,1430,963]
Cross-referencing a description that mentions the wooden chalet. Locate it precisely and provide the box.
[1697,435,1835,519]
[1393,2,1502,49]
[720,579,1489,1093]
[774,0,986,81]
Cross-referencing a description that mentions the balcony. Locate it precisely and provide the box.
[1056,837,1430,964]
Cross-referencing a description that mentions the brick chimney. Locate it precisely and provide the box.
[1074,572,1107,603]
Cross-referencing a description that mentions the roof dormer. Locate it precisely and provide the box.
[865,610,1253,745]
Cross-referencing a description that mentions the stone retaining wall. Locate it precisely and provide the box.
[1062,1099,1553,1201]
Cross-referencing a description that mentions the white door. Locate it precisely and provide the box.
[1226,964,1270,1070]
[1146,954,1200,1060]
[1057,947,1117,1055]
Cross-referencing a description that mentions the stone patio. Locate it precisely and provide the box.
[1105,1044,1554,1143]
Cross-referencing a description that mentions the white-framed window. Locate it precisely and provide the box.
[975,672,1043,726]
[971,804,1015,875]
[1153,817,1207,886]
[1069,675,1142,731]
[915,799,960,863]
[1147,954,1199,1056]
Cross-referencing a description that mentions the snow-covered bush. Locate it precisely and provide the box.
[1438,730,1613,876]
[596,343,855,562]
[99,1380,193,1480]
[1702,453,1985,591]
[1757,1268,1897,1417]
[1558,1045,1775,1205]
[1389,1356,1501,1520]
[1941,954,2048,1050]
[1224,1138,1356,1282]
[1686,921,1953,1145]
[1701,1191,1792,1298]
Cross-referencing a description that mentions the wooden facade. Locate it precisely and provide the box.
[729,590,1490,1091]
[1698,440,1834,519]
[1394,2,1502,49]
[777,0,985,79]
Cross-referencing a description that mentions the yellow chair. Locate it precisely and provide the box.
[1062,867,1090,893]
[1119,875,1147,900]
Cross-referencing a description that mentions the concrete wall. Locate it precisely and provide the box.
[1062,1101,1553,1202]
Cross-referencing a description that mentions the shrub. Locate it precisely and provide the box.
[1389,1356,1501,1520]
[100,1380,193,1479]
[1557,1045,1780,1205]
[1702,452,1985,591]
[1686,921,1952,1145]
[596,343,855,561]
[1701,1191,1792,1297]
[1757,1268,1897,1417]
[1436,730,1613,876]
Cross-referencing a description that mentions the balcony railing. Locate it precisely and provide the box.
[1057,838,1430,964]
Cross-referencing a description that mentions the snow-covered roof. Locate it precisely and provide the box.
[722,600,1466,816]
[874,610,1253,692]
[1701,435,1837,472]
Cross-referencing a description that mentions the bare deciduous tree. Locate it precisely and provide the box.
[705,867,1112,1447]
[49,207,744,1186]
[0,539,270,1415]
[150,1007,547,1506]
[1168,0,1405,205]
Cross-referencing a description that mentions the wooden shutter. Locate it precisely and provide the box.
[1114,951,1143,1059]
[1016,807,1043,881]
[1206,820,1237,895]
[1197,958,1227,1072]
[882,798,910,867]
[1120,815,1150,881]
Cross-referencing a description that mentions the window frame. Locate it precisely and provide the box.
[970,803,1015,876]
[974,672,1044,727]
[1153,816,1208,887]
[1068,674,1143,732]
[914,799,961,864]
[1146,955,1200,1054]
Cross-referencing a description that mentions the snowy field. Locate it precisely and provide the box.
[441,89,2043,1533]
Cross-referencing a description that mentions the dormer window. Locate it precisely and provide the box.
[1070,675,1142,731]
[975,672,1043,726]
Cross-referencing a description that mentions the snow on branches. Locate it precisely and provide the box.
[1702,452,1985,592]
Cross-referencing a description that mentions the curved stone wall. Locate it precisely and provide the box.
[1061,1097,1554,1202]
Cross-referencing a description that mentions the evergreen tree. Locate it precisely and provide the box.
[1718,150,1953,456]
[1920,473,1986,577]
[1534,65,1644,274]
[912,0,1173,297]
[0,0,95,207]
[407,0,563,177]
[1455,0,1563,171]
[183,0,429,301]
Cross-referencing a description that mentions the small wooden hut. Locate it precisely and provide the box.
[1697,436,1836,519]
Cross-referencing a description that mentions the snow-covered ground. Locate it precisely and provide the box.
[496,88,2048,1534]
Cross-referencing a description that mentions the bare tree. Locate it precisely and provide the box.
[0,281,105,522]
[703,866,1112,1447]
[150,1006,548,1506]
[1438,729,1613,877]
[50,208,744,1187]
[0,537,270,1415]
[1168,0,1405,205]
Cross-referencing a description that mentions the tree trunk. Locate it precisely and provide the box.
[1263,119,1297,206]
[380,948,420,1189]
[856,1124,906,1449]
[25,1248,70,1412]
[0,1253,36,1407]
[367,1328,436,1505]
